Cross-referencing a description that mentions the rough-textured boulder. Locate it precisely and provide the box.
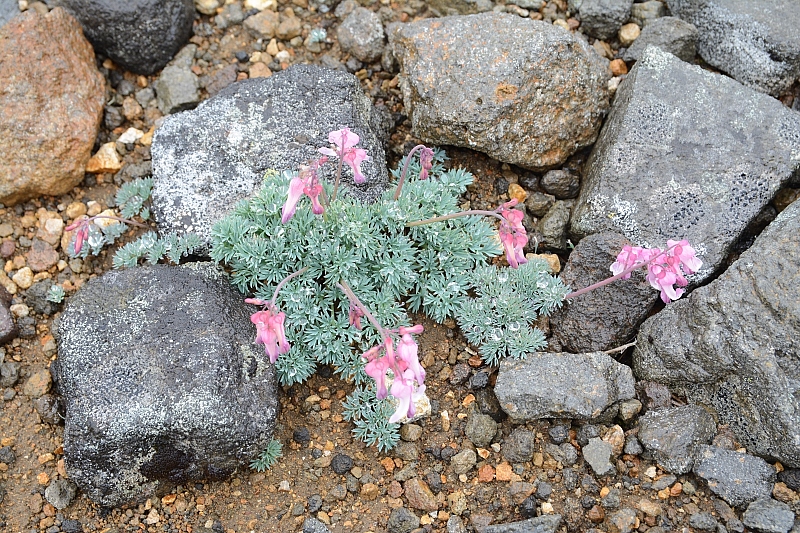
[629,1,666,28]
[494,352,635,422]
[0,8,105,206]
[577,0,634,40]
[153,44,201,114]
[637,405,716,474]
[52,263,279,507]
[337,6,385,63]
[0,0,17,28]
[623,18,698,63]
[633,199,800,467]
[666,0,800,96]
[388,13,609,171]
[549,232,658,353]
[570,46,800,282]
[693,446,776,508]
[151,65,390,250]
[58,0,195,75]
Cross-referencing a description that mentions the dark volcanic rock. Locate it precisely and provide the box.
[693,445,775,508]
[577,0,634,41]
[742,498,795,533]
[549,232,658,353]
[151,65,390,251]
[570,46,800,282]
[634,200,800,467]
[0,285,16,345]
[623,17,699,63]
[666,0,800,96]
[494,352,635,422]
[59,0,195,75]
[483,514,562,533]
[389,13,609,171]
[52,263,279,507]
[637,405,716,474]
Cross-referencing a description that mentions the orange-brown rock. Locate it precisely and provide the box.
[0,8,104,205]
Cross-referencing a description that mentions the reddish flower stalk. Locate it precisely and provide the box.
[392,145,435,201]
[66,215,148,255]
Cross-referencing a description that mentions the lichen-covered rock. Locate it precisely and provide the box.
[634,199,800,467]
[52,263,279,507]
[389,13,609,171]
[623,17,698,63]
[337,7,385,63]
[58,0,195,75]
[693,446,775,508]
[0,8,105,206]
[666,0,800,96]
[151,65,390,251]
[494,352,635,422]
[570,46,800,282]
[637,405,716,474]
[549,232,658,353]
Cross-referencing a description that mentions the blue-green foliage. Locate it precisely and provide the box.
[210,155,568,449]
[249,439,283,472]
[116,178,153,220]
[112,231,203,269]
[46,285,65,303]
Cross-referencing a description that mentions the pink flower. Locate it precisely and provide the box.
[610,245,648,278]
[65,218,90,255]
[281,175,307,223]
[646,263,684,303]
[667,239,702,274]
[281,162,326,223]
[348,301,364,331]
[610,239,702,303]
[319,127,370,184]
[388,369,426,423]
[251,308,291,364]
[363,341,394,400]
[397,333,425,387]
[497,202,528,269]
[419,147,434,180]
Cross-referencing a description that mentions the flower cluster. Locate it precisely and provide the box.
[281,158,327,223]
[610,239,702,303]
[318,127,369,184]
[497,200,528,269]
[246,299,290,364]
[362,325,426,423]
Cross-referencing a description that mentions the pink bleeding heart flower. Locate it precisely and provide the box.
[281,162,326,223]
[497,201,528,269]
[319,127,370,184]
[418,147,434,180]
[251,307,291,364]
[397,333,425,388]
[348,301,364,331]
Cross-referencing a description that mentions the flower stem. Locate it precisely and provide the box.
[336,280,389,340]
[564,243,679,300]
[331,150,344,203]
[406,209,504,227]
[271,266,309,306]
[89,215,149,228]
[393,145,427,201]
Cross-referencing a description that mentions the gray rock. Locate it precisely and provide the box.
[214,2,244,29]
[541,170,580,200]
[495,352,635,422]
[451,449,477,474]
[153,44,200,114]
[447,515,468,533]
[623,435,642,455]
[51,263,279,507]
[465,411,498,447]
[666,0,800,96]
[0,446,15,464]
[428,0,494,16]
[388,13,609,171]
[151,65,390,250]
[387,507,420,533]
[0,0,17,28]
[629,1,666,27]
[58,0,194,75]
[577,0,634,40]
[0,361,19,387]
[33,394,63,425]
[608,508,638,533]
[623,18,699,62]
[0,288,16,344]
[570,46,800,282]
[538,200,572,251]
[302,518,331,533]
[502,428,536,463]
[24,280,58,316]
[693,446,775,508]
[651,474,677,490]
[583,437,614,475]
[514,0,544,9]
[44,479,77,510]
[525,192,555,218]
[337,7,385,63]
[549,232,658,352]
[689,512,719,531]
[742,498,795,533]
[483,514,563,533]
[634,200,800,466]
[545,442,579,466]
[637,405,716,474]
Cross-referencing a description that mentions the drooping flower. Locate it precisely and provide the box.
[667,239,702,274]
[397,333,425,387]
[610,245,649,278]
[388,369,426,423]
[497,200,528,269]
[418,147,434,180]
[609,240,702,303]
[281,161,327,223]
[281,174,307,223]
[348,300,364,331]
[250,307,291,364]
[319,127,370,184]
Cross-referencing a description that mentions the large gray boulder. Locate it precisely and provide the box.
[666,0,800,96]
[52,263,279,507]
[634,199,800,467]
[494,352,635,422]
[57,0,195,75]
[151,65,390,250]
[388,13,610,171]
[570,46,800,282]
[549,232,658,353]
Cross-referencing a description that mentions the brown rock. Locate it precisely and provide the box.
[477,464,495,482]
[610,58,628,76]
[86,142,122,174]
[249,62,272,79]
[24,369,52,398]
[508,183,528,203]
[387,480,403,498]
[773,481,798,503]
[276,14,302,40]
[244,9,279,39]
[403,478,438,511]
[0,239,14,258]
[360,482,380,500]
[508,481,536,504]
[0,8,105,206]
[602,425,625,457]
[495,462,513,481]
[26,239,59,272]
[587,504,605,523]
[122,97,144,121]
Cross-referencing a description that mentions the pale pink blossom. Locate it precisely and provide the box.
[348,301,364,331]
[319,127,370,184]
[497,201,528,269]
[251,307,291,363]
[610,240,702,303]
[388,369,426,423]
[419,147,434,180]
[281,162,326,223]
